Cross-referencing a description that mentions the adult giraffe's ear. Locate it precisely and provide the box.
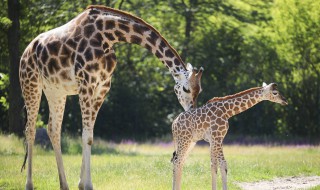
[186,63,193,71]
[262,82,267,87]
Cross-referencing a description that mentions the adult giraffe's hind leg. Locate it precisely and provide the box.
[45,93,69,190]
[20,56,42,190]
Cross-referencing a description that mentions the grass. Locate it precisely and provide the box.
[0,134,319,190]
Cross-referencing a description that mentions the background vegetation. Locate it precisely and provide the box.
[0,0,319,143]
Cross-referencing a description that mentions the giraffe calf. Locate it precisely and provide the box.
[171,82,288,190]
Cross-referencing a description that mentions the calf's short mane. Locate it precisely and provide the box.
[207,87,262,103]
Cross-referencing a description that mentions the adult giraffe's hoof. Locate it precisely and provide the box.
[84,183,93,190]
[25,182,34,190]
[60,184,69,190]
[78,181,84,190]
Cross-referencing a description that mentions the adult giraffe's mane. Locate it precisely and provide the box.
[207,87,262,103]
[86,5,187,70]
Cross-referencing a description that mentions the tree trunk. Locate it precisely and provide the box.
[181,0,196,62]
[8,0,24,136]
[181,9,192,62]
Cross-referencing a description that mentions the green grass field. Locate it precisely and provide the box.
[0,134,319,190]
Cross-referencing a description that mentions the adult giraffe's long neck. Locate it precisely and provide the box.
[81,5,187,76]
[207,87,264,118]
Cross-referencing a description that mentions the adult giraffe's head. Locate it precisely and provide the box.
[262,82,288,106]
[174,63,203,111]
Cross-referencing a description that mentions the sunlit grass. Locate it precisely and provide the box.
[0,134,319,190]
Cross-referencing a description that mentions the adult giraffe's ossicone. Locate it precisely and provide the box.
[19,5,203,190]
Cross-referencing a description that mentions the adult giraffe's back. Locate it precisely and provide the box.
[19,5,203,190]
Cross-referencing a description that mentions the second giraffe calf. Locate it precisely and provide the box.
[171,82,288,190]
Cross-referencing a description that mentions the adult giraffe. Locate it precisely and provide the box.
[19,5,203,190]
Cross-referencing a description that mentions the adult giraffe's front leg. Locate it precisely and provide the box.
[77,51,115,190]
[78,85,109,190]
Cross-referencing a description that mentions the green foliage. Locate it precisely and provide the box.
[0,73,9,110]
[35,114,45,128]
[0,0,319,141]
[0,73,9,131]
[265,0,320,138]
[0,17,12,30]
[0,1,10,72]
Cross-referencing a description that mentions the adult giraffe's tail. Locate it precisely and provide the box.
[21,138,28,172]
[21,105,28,173]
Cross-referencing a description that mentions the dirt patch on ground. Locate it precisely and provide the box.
[237,176,320,190]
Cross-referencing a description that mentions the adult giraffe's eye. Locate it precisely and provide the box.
[272,91,278,95]
[183,86,191,93]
